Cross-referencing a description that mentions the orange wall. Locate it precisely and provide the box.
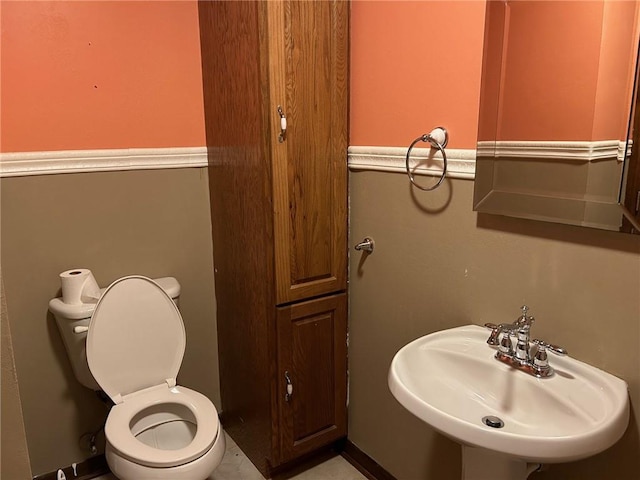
[4,0,487,153]
[592,0,640,140]
[4,1,632,154]
[491,0,638,142]
[350,1,486,149]
[498,1,603,141]
[0,0,205,153]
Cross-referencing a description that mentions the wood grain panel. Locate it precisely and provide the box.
[271,0,349,303]
[277,294,348,463]
[199,1,278,475]
[292,313,335,439]
[286,0,333,283]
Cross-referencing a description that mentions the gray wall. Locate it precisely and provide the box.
[1,272,32,479]
[348,171,640,479]
[0,168,219,476]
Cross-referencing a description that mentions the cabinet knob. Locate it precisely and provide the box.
[277,106,287,143]
[284,370,293,402]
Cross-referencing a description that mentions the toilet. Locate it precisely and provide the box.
[54,275,225,480]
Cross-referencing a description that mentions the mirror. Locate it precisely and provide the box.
[473,0,640,234]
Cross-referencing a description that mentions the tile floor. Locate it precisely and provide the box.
[94,432,367,480]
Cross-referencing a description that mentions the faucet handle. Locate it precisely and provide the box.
[484,322,519,346]
[531,339,568,356]
[533,343,550,372]
[484,323,500,345]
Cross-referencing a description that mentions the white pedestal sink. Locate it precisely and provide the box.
[462,446,541,480]
[388,325,629,480]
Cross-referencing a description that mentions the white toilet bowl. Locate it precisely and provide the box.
[86,276,224,480]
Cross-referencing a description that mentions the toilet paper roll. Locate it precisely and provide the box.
[59,269,101,305]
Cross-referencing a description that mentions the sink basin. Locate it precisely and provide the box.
[388,325,629,466]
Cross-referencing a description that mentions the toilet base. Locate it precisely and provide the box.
[106,423,226,480]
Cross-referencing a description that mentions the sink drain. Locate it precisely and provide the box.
[482,415,504,428]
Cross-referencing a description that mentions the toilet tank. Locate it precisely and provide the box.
[49,276,181,390]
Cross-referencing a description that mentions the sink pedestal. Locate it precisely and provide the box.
[462,446,541,480]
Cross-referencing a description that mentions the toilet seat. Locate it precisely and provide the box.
[105,384,219,468]
[87,276,186,404]
[86,276,222,475]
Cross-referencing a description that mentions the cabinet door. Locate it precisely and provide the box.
[267,0,348,304]
[276,294,347,463]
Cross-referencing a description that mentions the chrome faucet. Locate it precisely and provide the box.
[485,306,567,378]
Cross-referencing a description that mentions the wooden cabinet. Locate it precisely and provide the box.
[199,0,348,476]
[277,294,347,463]
[267,0,348,304]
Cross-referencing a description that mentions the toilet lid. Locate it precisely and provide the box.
[87,276,185,403]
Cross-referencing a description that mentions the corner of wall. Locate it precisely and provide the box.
[1,270,33,479]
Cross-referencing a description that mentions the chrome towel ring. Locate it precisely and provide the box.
[405,127,449,191]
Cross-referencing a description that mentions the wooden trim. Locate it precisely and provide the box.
[258,1,283,467]
[32,455,109,480]
[622,44,640,233]
[267,0,291,305]
[341,440,397,480]
[270,440,344,479]
[330,0,349,304]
